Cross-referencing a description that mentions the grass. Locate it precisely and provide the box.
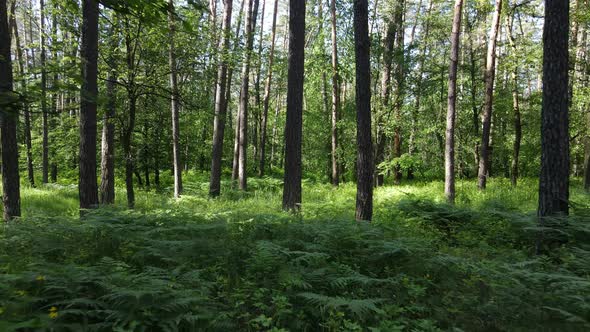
[1,174,589,331]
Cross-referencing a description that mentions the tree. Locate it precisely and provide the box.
[282,0,305,211]
[353,0,373,221]
[168,0,182,198]
[40,0,49,184]
[258,0,278,177]
[79,0,99,211]
[477,0,503,190]
[209,0,233,197]
[506,5,522,187]
[444,0,463,204]
[538,0,569,217]
[0,0,20,221]
[330,0,340,186]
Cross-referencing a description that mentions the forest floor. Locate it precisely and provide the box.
[1,174,589,331]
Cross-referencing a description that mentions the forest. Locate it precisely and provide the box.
[0,0,589,330]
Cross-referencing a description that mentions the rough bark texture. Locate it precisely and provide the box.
[506,11,521,187]
[1,0,21,221]
[209,0,233,197]
[538,0,569,217]
[282,0,305,211]
[330,0,341,187]
[79,0,99,211]
[354,0,373,221]
[258,0,278,177]
[100,22,117,205]
[123,28,138,209]
[392,0,405,185]
[9,0,34,187]
[169,0,183,198]
[477,0,502,190]
[444,0,463,205]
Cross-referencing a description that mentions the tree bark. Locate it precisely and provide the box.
[444,0,463,204]
[231,0,246,183]
[40,0,49,184]
[392,0,405,185]
[354,0,373,221]
[9,0,34,187]
[506,9,521,187]
[79,0,99,211]
[99,21,118,205]
[1,0,21,221]
[209,0,233,197]
[169,0,183,198]
[330,0,341,186]
[258,0,278,177]
[282,0,305,211]
[477,0,503,190]
[538,0,569,217]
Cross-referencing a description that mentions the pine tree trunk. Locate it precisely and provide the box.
[9,1,34,187]
[1,0,21,221]
[538,0,570,218]
[444,0,463,204]
[353,0,373,221]
[258,0,278,177]
[392,0,405,185]
[230,0,246,183]
[506,11,521,187]
[79,0,99,211]
[169,0,183,198]
[40,0,50,184]
[209,0,233,197]
[282,0,305,211]
[330,0,341,186]
[478,0,503,190]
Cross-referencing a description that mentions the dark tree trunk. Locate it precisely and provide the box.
[538,0,570,217]
[354,0,373,221]
[506,11,521,187]
[9,1,34,187]
[1,0,21,220]
[40,0,49,184]
[392,0,405,185]
[478,0,502,190]
[79,0,99,211]
[100,22,118,205]
[258,0,278,177]
[169,0,183,198]
[282,0,305,211]
[123,95,136,209]
[209,0,233,197]
[330,0,341,186]
[444,0,463,204]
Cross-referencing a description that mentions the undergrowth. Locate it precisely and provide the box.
[1,175,589,331]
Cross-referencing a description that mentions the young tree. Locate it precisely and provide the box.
[330,0,340,186]
[209,0,233,197]
[444,0,463,204]
[0,0,20,221]
[477,0,503,190]
[506,5,522,187]
[168,0,183,198]
[258,0,278,177]
[538,0,569,216]
[354,0,373,221]
[79,0,99,211]
[282,0,305,211]
[40,0,49,184]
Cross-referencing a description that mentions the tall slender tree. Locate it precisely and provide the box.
[1,0,20,221]
[444,0,463,204]
[168,0,183,198]
[79,0,99,211]
[353,0,373,221]
[506,6,522,187]
[282,0,305,211]
[538,0,569,217]
[477,0,503,190]
[40,0,49,184]
[209,0,233,197]
[330,0,340,186]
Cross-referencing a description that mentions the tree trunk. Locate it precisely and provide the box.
[282,0,305,211]
[252,0,265,173]
[79,0,99,211]
[354,0,373,221]
[444,0,463,204]
[330,0,341,187]
[538,0,570,218]
[237,0,260,191]
[392,0,405,185]
[230,0,246,183]
[477,0,503,190]
[506,9,521,187]
[169,0,183,198]
[123,27,138,209]
[40,0,49,184]
[1,0,21,221]
[258,0,278,177]
[209,0,233,197]
[9,0,34,187]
